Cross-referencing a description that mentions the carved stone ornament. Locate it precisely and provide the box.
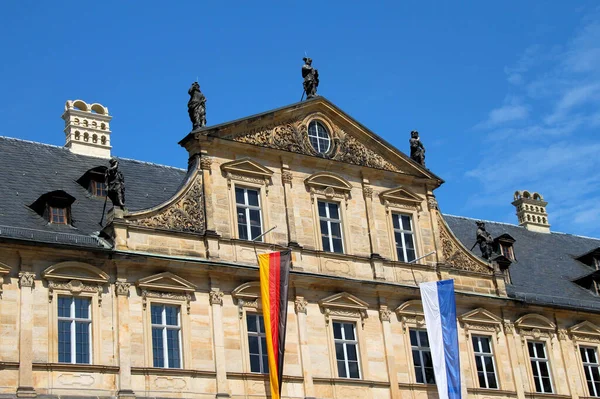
[294,296,308,314]
[459,308,503,341]
[282,171,293,185]
[48,280,104,306]
[115,281,131,297]
[363,186,373,199]
[503,321,515,335]
[226,119,405,173]
[515,314,556,345]
[231,282,261,319]
[236,298,259,319]
[319,292,369,329]
[557,328,568,341]
[200,156,212,170]
[142,289,192,314]
[567,321,600,343]
[379,305,392,323]
[437,213,492,274]
[129,174,205,234]
[427,196,439,211]
[19,271,35,288]
[209,289,224,306]
[395,300,426,334]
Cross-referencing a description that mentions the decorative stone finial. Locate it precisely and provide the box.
[302,57,319,100]
[409,130,426,166]
[188,82,207,130]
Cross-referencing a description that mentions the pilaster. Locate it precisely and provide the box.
[209,282,231,398]
[201,156,220,259]
[16,271,36,398]
[115,279,135,398]
[503,321,526,399]
[294,296,315,399]
[362,179,384,280]
[281,164,300,247]
[379,304,400,399]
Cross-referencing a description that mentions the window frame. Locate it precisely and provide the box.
[317,200,345,254]
[471,334,499,389]
[57,295,93,364]
[332,321,361,379]
[150,303,183,369]
[90,179,107,197]
[307,119,332,155]
[580,345,600,397]
[409,328,436,384]
[234,186,264,242]
[527,340,554,394]
[245,313,269,374]
[49,205,68,224]
[391,212,417,263]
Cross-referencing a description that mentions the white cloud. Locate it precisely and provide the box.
[474,98,529,129]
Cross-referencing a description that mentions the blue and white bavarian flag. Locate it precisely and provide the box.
[419,279,461,399]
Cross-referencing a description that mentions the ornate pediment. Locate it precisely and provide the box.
[437,213,493,274]
[515,313,556,341]
[380,186,422,211]
[127,157,205,234]
[395,300,425,332]
[319,292,369,327]
[459,308,502,337]
[136,272,196,293]
[568,321,600,342]
[221,158,273,178]
[232,282,261,318]
[43,261,109,283]
[305,172,352,202]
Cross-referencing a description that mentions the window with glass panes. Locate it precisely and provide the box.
[333,321,360,379]
[90,179,107,197]
[581,346,600,397]
[307,120,331,154]
[392,213,416,262]
[246,314,269,374]
[318,201,344,253]
[528,341,553,393]
[50,206,67,224]
[235,187,263,241]
[151,304,182,368]
[58,296,91,364]
[472,335,498,389]
[410,329,435,384]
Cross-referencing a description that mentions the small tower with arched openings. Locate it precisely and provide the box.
[512,190,550,233]
[62,99,112,158]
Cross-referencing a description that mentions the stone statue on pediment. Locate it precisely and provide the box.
[106,157,125,209]
[188,82,206,130]
[409,130,426,166]
[475,221,494,260]
[302,57,319,99]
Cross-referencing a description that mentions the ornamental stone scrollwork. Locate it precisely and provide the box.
[200,156,212,170]
[141,289,192,314]
[115,281,131,297]
[231,282,261,319]
[19,271,35,288]
[209,289,224,306]
[503,321,515,335]
[379,305,392,323]
[515,314,556,345]
[395,300,426,334]
[282,171,293,185]
[437,213,492,274]
[129,174,205,234]
[363,186,373,199]
[557,328,568,341]
[427,196,439,211]
[227,119,405,173]
[458,308,503,341]
[567,321,600,343]
[319,292,369,329]
[48,280,104,306]
[236,298,259,319]
[294,296,308,314]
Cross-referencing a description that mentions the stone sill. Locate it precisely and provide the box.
[226,372,303,382]
[131,367,216,377]
[524,393,571,399]
[313,376,390,387]
[468,387,518,396]
[33,362,119,373]
[398,382,438,391]
[0,361,19,369]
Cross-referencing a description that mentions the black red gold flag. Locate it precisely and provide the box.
[258,250,291,399]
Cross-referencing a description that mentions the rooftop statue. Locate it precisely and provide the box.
[188,82,207,130]
[105,157,125,210]
[302,57,319,99]
[409,130,426,166]
[475,221,494,260]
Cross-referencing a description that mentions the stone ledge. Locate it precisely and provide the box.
[131,367,216,378]
[313,376,389,387]
[226,372,303,382]
[32,363,119,373]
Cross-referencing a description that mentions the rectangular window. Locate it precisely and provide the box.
[333,321,360,379]
[581,346,600,397]
[50,206,67,224]
[528,341,553,393]
[151,304,182,368]
[247,314,269,374]
[58,296,91,364]
[318,201,344,253]
[91,180,107,197]
[235,187,263,241]
[410,329,435,384]
[392,213,416,262]
[472,335,498,389]
[500,243,514,260]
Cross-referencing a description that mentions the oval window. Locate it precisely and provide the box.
[307,120,331,154]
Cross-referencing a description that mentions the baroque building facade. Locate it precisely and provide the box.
[0,97,600,399]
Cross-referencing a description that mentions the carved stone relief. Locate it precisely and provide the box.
[115,281,130,297]
[141,289,192,314]
[209,289,224,306]
[19,271,35,288]
[294,297,308,314]
[437,213,491,274]
[226,119,405,173]
[379,305,392,322]
[48,280,104,306]
[129,174,205,234]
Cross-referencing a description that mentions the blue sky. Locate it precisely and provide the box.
[2,2,599,237]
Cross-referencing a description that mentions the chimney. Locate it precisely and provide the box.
[512,190,550,233]
[62,99,112,158]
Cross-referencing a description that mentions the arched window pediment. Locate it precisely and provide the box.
[43,262,108,305]
[305,172,352,202]
[395,300,425,332]
[232,281,261,318]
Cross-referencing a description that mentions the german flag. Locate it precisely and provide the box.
[258,250,291,399]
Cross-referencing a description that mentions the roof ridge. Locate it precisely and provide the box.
[0,135,186,172]
[443,213,600,241]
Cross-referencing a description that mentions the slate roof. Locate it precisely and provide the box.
[444,214,600,312]
[0,137,187,248]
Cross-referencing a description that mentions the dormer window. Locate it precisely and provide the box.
[29,190,75,225]
[494,234,516,261]
[576,247,600,270]
[500,243,514,260]
[77,166,108,198]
